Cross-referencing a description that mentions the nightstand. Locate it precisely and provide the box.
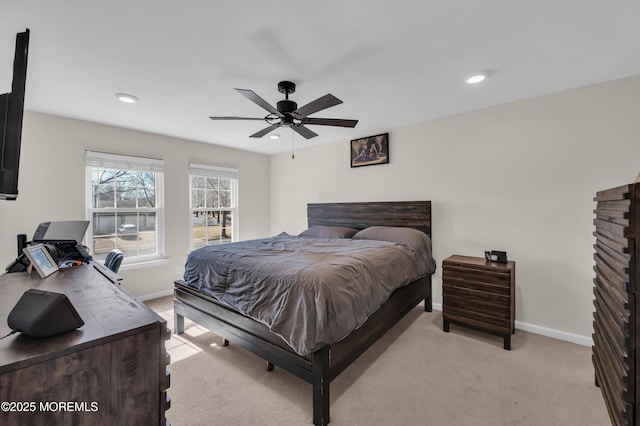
[442,255,516,350]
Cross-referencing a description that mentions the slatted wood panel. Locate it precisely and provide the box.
[593,183,639,426]
[307,201,431,237]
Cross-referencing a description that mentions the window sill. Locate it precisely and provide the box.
[119,257,171,271]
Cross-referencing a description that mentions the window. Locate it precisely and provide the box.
[86,151,164,264]
[189,163,238,249]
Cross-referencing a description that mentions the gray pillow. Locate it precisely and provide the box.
[298,225,359,239]
[353,226,436,275]
[352,226,425,246]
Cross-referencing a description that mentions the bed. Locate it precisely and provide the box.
[173,201,434,425]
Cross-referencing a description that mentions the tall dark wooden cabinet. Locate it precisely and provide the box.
[593,183,640,425]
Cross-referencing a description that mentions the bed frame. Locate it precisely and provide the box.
[174,201,432,425]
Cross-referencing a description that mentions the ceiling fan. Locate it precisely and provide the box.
[209,81,358,140]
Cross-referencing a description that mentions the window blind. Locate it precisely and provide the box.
[86,151,164,173]
[189,163,238,179]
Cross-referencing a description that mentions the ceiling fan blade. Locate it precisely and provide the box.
[292,125,318,140]
[250,124,281,138]
[209,116,265,121]
[290,94,342,119]
[236,89,283,117]
[301,117,358,128]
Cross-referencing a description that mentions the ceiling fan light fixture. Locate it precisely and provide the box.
[269,134,280,140]
[115,93,138,103]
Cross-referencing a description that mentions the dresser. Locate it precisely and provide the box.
[442,255,516,350]
[593,183,640,425]
[0,263,170,425]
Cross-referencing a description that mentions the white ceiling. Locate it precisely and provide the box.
[1,1,639,155]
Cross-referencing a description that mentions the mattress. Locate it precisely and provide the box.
[182,232,435,355]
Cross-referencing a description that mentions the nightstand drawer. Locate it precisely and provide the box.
[443,264,511,288]
[443,284,511,306]
[444,293,510,318]
[444,308,511,335]
[442,274,511,295]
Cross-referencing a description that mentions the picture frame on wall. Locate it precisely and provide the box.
[350,133,389,168]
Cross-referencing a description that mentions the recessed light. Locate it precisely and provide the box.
[465,73,487,85]
[115,93,138,103]
[269,134,280,140]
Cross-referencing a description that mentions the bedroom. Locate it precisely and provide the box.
[1,2,639,425]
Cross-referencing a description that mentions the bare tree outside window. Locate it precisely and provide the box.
[190,173,236,249]
[89,167,159,260]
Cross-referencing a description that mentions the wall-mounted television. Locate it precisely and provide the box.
[0,29,29,201]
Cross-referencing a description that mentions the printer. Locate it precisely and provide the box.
[6,220,92,273]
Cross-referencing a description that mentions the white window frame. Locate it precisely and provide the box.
[85,151,165,265]
[189,163,238,250]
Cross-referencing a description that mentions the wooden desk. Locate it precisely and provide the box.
[0,263,170,425]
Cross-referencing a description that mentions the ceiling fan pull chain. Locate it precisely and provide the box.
[291,129,295,160]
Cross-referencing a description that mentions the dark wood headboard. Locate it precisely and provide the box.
[307,201,431,238]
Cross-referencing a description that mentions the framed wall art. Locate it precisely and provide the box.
[350,133,389,168]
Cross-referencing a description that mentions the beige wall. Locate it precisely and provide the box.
[3,75,638,343]
[270,75,640,343]
[0,111,271,298]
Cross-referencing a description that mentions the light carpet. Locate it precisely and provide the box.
[156,302,609,426]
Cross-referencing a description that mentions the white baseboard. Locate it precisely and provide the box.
[138,289,173,302]
[514,321,593,347]
[429,302,593,347]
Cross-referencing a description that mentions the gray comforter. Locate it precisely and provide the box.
[183,233,434,355]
